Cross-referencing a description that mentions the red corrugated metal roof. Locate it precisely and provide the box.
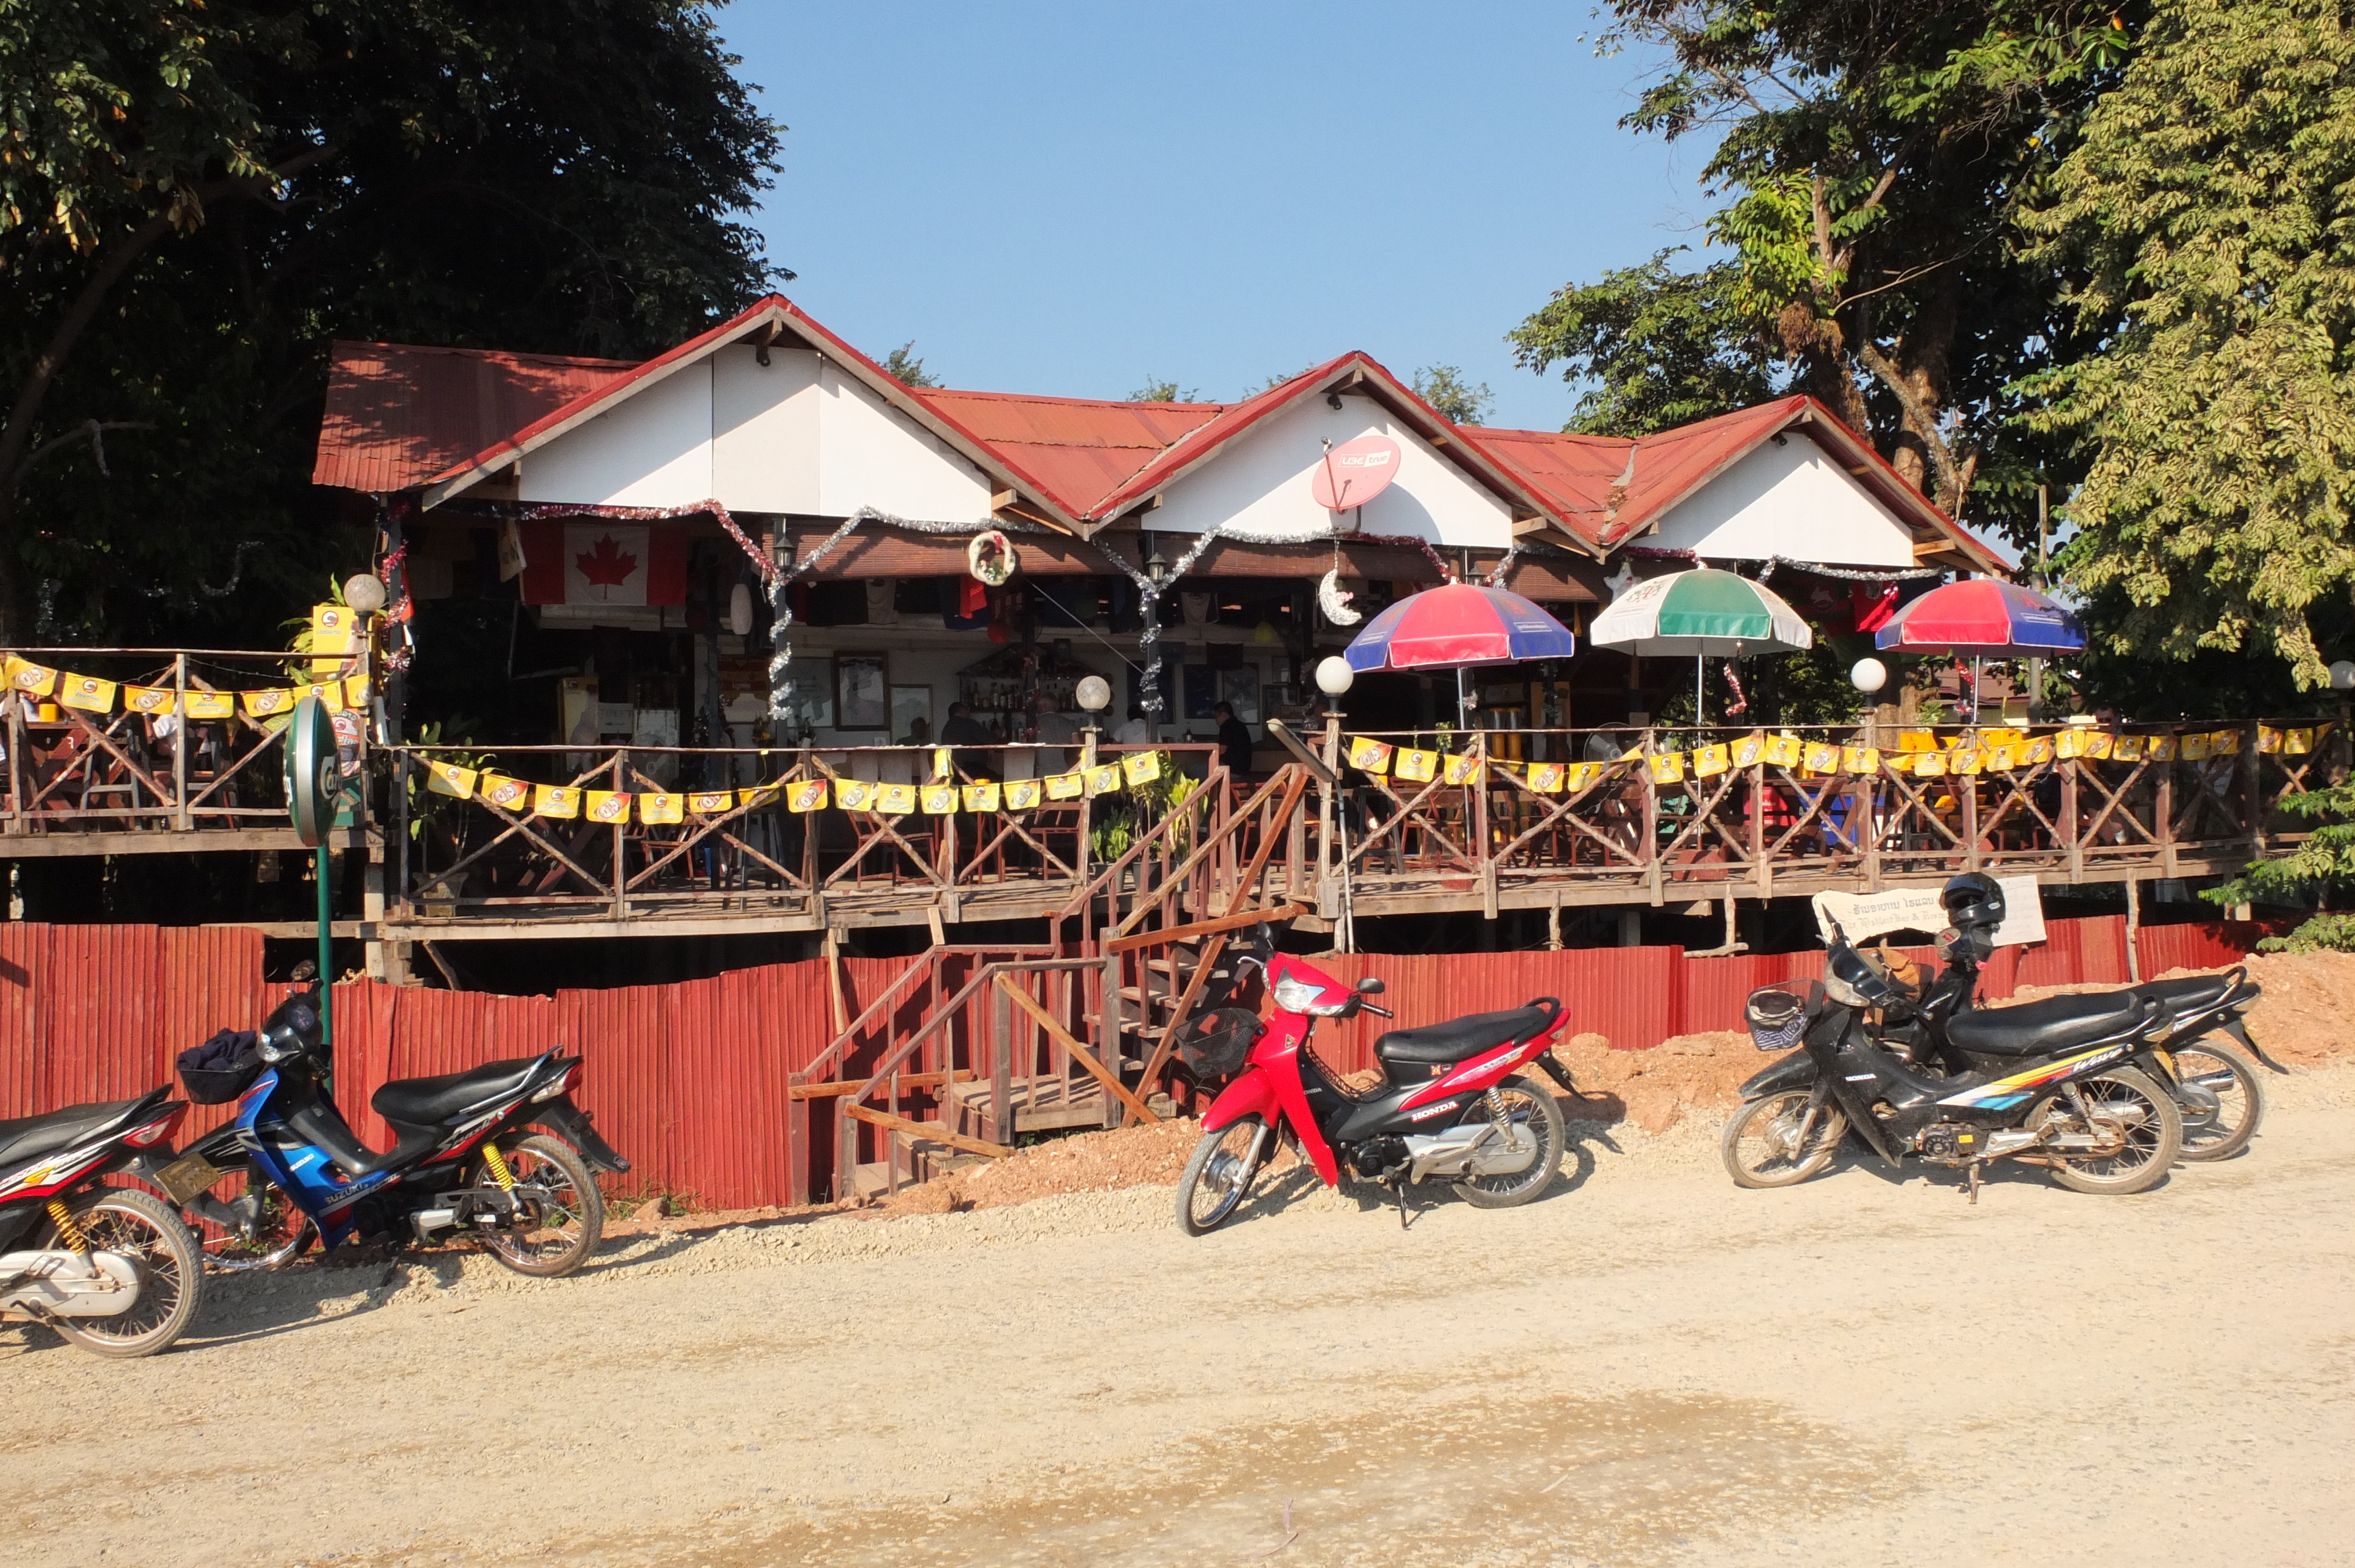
[922,388,1225,517]
[311,341,638,493]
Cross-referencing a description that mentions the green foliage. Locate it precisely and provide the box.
[2022,0,2355,691]
[2211,780,2355,949]
[881,342,941,388]
[1128,378,1200,403]
[2255,913,2355,955]
[1508,248,1776,436]
[0,1,785,644]
[1409,364,1492,426]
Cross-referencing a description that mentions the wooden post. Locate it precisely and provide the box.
[990,974,1013,1145]
[610,749,628,920]
[171,652,189,832]
[2240,720,2263,856]
[2124,873,2142,983]
[1099,945,1123,1122]
[1475,732,1497,919]
[6,687,24,831]
[2064,756,2083,883]
[2157,750,2178,879]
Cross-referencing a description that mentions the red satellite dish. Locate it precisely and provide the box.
[1311,434,1402,511]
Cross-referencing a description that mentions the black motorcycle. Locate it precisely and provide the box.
[0,1088,205,1356]
[1722,929,2183,1200]
[173,979,629,1277]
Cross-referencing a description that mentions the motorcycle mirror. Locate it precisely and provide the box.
[1356,977,1385,995]
[291,958,319,984]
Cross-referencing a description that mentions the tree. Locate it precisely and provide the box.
[881,343,940,387]
[1410,364,1492,426]
[1128,378,1199,403]
[1515,2,2134,548]
[2211,785,2355,952]
[1510,249,1776,435]
[2023,0,2355,691]
[0,1,784,645]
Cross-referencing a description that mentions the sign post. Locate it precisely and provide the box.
[285,695,339,1047]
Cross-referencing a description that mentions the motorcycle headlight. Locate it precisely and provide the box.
[1823,945,1894,1010]
[1271,975,1346,1016]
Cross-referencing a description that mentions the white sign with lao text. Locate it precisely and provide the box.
[1812,875,2045,950]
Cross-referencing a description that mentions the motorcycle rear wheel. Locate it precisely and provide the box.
[44,1188,204,1358]
[479,1135,603,1277]
[1722,1091,1849,1190]
[1452,1074,1565,1209]
[2034,1068,2180,1194]
[2167,1038,2265,1162]
[1176,1116,1267,1236]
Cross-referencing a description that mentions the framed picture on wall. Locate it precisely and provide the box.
[835,653,889,730]
[888,684,932,743]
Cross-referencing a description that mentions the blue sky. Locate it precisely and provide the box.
[721,2,1719,431]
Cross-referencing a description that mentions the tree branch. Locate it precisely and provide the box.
[18,420,155,479]
[1854,338,1965,504]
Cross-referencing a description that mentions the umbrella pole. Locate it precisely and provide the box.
[1456,666,1470,730]
[1694,653,1704,723]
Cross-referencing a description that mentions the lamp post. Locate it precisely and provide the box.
[1075,673,1110,768]
[1314,657,1356,954]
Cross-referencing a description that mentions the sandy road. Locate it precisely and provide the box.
[8,1069,2354,1568]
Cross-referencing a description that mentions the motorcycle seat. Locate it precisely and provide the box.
[1375,1005,1550,1067]
[2139,973,2238,1016]
[1946,991,2147,1058]
[371,1057,545,1129]
[0,1095,149,1170]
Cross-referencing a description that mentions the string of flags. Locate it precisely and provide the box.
[4,656,372,720]
[422,747,1169,825]
[1345,723,2324,793]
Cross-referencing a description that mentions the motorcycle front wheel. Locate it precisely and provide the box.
[1176,1116,1268,1236]
[45,1188,204,1358]
[1722,1090,1849,1190]
[1452,1074,1565,1209]
[2033,1068,2180,1194]
[2167,1038,2266,1162]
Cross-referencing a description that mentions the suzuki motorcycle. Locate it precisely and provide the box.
[1177,943,1581,1234]
[173,981,629,1277]
[1723,930,2184,1200]
[0,1088,205,1357]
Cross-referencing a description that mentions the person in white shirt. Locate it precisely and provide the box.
[1112,706,1155,746]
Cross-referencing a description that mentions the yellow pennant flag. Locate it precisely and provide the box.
[2084,730,2113,759]
[58,673,116,714]
[3,656,57,696]
[1044,770,1084,801]
[2023,737,2054,765]
[921,782,960,814]
[1647,750,1686,785]
[2145,734,2178,762]
[585,790,632,825]
[1443,752,1484,786]
[344,675,373,709]
[1732,732,1767,768]
[787,779,830,813]
[639,793,683,825]
[1913,751,1947,778]
[1767,733,1803,767]
[479,775,530,811]
[1844,746,1880,776]
[1882,752,1915,776]
[534,785,582,819]
[1346,736,1393,775]
[1120,750,1162,787]
[1004,778,1043,810]
[2180,732,2211,762]
[184,690,236,720]
[875,781,918,815]
[2211,728,2241,756]
[424,760,477,799]
[2286,727,2315,756]
[2055,728,2087,759]
[2256,725,2283,755]
[832,779,875,812]
[932,746,955,781]
[1394,747,1438,784]
[309,603,359,657]
[962,780,1001,812]
[1950,748,1983,776]
[1898,729,1939,753]
[1085,763,1122,796]
[125,685,177,716]
[688,789,737,815]
[1691,743,1731,779]
[1567,761,1604,793]
[243,689,297,719]
[1991,743,2021,772]
[741,782,784,809]
[1525,761,1565,794]
[298,681,346,712]
[1802,742,1842,775]
[2112,733,2145,762]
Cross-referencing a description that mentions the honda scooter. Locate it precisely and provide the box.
[174,976,629,1277]
[1177,941,1581,1234]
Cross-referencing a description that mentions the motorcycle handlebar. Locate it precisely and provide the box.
[1360,1002,1394,1018]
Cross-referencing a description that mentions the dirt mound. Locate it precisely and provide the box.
[876,1117,1202,1219]
[1999,949,2355,1071]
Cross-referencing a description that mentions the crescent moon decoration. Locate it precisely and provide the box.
[1318,569,1361,627]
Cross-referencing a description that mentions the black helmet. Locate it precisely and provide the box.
[1942,871,2005,930]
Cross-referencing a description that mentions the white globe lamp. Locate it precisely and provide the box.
[1074,675,1112,713]
[1315,656,1355,696]
[343,574,387,615]
[1850,657,1889,695]
[2331,659,2355,693]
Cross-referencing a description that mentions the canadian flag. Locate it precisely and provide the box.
[519,520,688,606]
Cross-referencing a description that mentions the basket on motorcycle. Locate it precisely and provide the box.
[1176,1007,1263,1078]
[177,1027,264,1104]
[1743,985,1819,1052]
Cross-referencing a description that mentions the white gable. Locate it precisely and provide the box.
[1149,394,1511,549]
[518,346,991,521]
[1649,436,1918,568]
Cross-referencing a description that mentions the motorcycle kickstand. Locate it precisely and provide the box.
[1965,1161,1984,1206]
[1387,1174,1414,1231]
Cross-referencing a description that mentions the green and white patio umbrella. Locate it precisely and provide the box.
[1589,567,1813,714]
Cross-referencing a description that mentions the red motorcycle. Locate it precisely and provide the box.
[1176,946,1580,1234]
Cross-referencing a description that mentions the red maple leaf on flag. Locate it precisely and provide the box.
[575,533,638,596]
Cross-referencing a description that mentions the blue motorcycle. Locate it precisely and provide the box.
[174,976,630,1277]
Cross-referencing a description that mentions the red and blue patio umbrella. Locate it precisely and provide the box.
[1875,578,2084,657]
[1342,583,1578,673]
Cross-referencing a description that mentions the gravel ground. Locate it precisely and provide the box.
[7,1061,2353,1568]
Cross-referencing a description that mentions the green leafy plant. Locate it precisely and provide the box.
[2210,781,2355,951]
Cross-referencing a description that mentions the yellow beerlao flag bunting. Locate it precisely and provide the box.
[125,685,175,716]
[787,779,830,813]
[2211,728,2241,756]
[310,603,358,657]
[2180,732,2211,761]
[640,793,683,825]
[1566,761,1602,793]
[1802,742,1841,775]
[2146,734,2178,761]
[1882,752,1914,776]
[1732,732,1767,768]
[424,760,477,799]
[1346,736,1393,775]
[1913,751,1947,778]
[832,779,874,812]
[1119,749,1162,787]
[1525,761,1565,793]
[741,782,784,808]
[1394,747,1438,783]
[921,782,960,814]
[344,675,372,708]
[1951,748,1983,775]
[1898,729,1939,752]
[1647,750,1685,785]
[1443,751,1484,786]
[58,673,115,713]
[1767,733,1803,767]
[2056,728,2087,759]
[2286,727,2315,755]
[2023,737,2054,765]
[2084,730,2113,759]
[1084,763,1122,796]
[185,689,235,719]
[2112,733,2144,761]
[585,790,632,824]
[2256,725,2283,755]
[1843,746,1879,775]
[932,746,954,780]
[534,785,581,819]
[1004,778,1043,810]
[875,782,917,815]
[1691,743,1730,779]
[480,775,530,811]
[962,780,1001,812]
[298,680,346,712]
[243,689,296,719]
[1988,743,2019,772]
[1044,770,1084,801]
[3,656,57,696]
[688,789,737,814]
